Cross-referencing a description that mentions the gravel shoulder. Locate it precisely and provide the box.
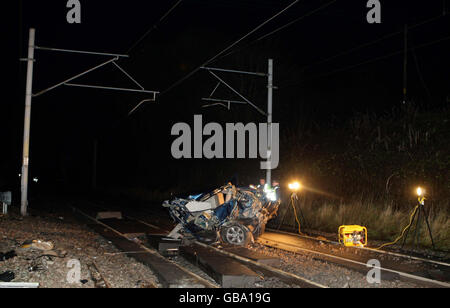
[0,209,160,288]
[247,243,425,288]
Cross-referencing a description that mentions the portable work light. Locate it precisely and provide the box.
[288,181,301,191]
[416,187,424,197]
[376,184,435,250]
[281,181,307,235]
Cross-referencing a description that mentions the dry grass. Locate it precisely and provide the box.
[273,105,450,251]
[274,196,450,251]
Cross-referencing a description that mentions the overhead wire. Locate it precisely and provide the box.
[120,3,449,121]
[155,4,446,105]
[126,4,446,116]
[111,0,302,122]
[292,13,445,75]
[410,37,433,100]
[125,0,184,55]
[212,0,338,63]
[280,34,450,88]
[93,1,184,133]
[154,0,301,101]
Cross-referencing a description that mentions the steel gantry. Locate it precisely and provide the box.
[20,28,159,216]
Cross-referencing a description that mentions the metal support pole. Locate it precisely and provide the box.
[296,197,308,230]
[277,197,290,230]
[21,28,36,216]
[421,203,436,250]
[414,205,422,249]
[266,59,273,186]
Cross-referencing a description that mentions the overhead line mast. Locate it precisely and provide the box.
[153,0,299,101]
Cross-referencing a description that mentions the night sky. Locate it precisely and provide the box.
[3,0,449,199]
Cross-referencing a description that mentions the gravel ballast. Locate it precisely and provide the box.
[246,243,425,288]
[0,207,439,288]
[0,210,161,288]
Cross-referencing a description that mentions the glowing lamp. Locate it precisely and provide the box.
[416,187,424,197]
[288,181,301,191]
[265,190,277,201]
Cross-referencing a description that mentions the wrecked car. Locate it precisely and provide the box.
[163,183,280,246]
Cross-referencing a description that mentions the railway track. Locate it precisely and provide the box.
[71,202,326,288]
[71,205,218,288]
[257,229,450,288]
[266,228,450,267]
[124,204,450,287]
[72,200,449,288]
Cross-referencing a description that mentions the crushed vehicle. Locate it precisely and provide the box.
[163,183,280,246]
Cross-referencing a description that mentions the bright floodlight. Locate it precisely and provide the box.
[417,187,424,196]
[288,181,301,191]
[266,190,277,202]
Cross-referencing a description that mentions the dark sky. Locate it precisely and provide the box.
[3,0,449,195]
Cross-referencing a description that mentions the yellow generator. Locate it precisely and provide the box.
[339,225,367,247]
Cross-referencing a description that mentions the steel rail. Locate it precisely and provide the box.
[258,236,450,288]
[266,228,450,267]
[71,205,218,288]
[194,241,327,288]
[84,201,163,231]
[83,201,449,287]
[84,201,326,288]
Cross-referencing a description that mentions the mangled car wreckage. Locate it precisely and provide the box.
[163,184,280,246]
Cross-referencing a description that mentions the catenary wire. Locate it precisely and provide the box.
[212,0,338,63]
[280,34,450,88]
[154,0,301,100]
[125,0,184,55]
